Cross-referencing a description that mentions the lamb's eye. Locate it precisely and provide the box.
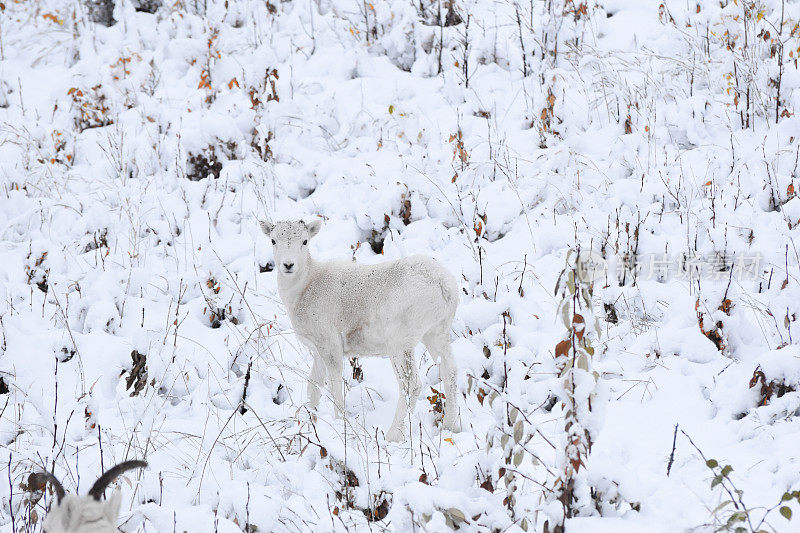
[271,239,276,245]
[302,240,308,246]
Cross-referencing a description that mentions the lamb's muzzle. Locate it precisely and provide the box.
[261,218,461,442]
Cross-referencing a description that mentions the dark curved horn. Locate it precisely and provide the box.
[31,472,66,503]
[87,460,147,501]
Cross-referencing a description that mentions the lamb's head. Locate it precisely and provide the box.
[260,219,321,276]
[34,460,147,533]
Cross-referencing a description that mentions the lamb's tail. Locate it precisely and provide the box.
[437,272,459,318]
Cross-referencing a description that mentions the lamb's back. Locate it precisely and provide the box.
[336,255,455,310]
[295,255,456,350]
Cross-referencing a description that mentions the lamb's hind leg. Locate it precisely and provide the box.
[386,348,421,442]
[424,327,460,432]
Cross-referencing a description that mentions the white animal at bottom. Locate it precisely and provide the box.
[261,219,460,442]
[34,460,146,533]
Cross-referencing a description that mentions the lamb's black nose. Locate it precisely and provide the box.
[283,262,294,271]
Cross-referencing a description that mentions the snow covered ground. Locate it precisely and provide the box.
[1,0,800,531]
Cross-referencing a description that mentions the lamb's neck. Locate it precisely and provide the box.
[277,257,319,313]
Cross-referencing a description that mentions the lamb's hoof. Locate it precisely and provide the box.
[385,427,404,442]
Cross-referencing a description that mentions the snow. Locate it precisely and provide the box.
[1,0,800,531]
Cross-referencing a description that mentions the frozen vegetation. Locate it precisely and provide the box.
[1,0,800,531]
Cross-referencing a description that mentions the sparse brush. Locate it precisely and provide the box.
[551,247,603,525]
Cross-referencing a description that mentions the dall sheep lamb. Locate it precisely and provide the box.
[261,219,460,442]
[33,460,146,533]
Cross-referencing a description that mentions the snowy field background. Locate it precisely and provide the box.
[1,0,800,531]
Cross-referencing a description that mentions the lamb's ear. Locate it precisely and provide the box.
[259,221,274,236]
[305,219,322,238]
[104,489,122,523]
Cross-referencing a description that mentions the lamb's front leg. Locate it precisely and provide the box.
[386,349,421,442]
[307,352,326,410]
[321,346,345,417]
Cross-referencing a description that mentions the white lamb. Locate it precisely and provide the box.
[34,460,146,533]
[260,219,460,441]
